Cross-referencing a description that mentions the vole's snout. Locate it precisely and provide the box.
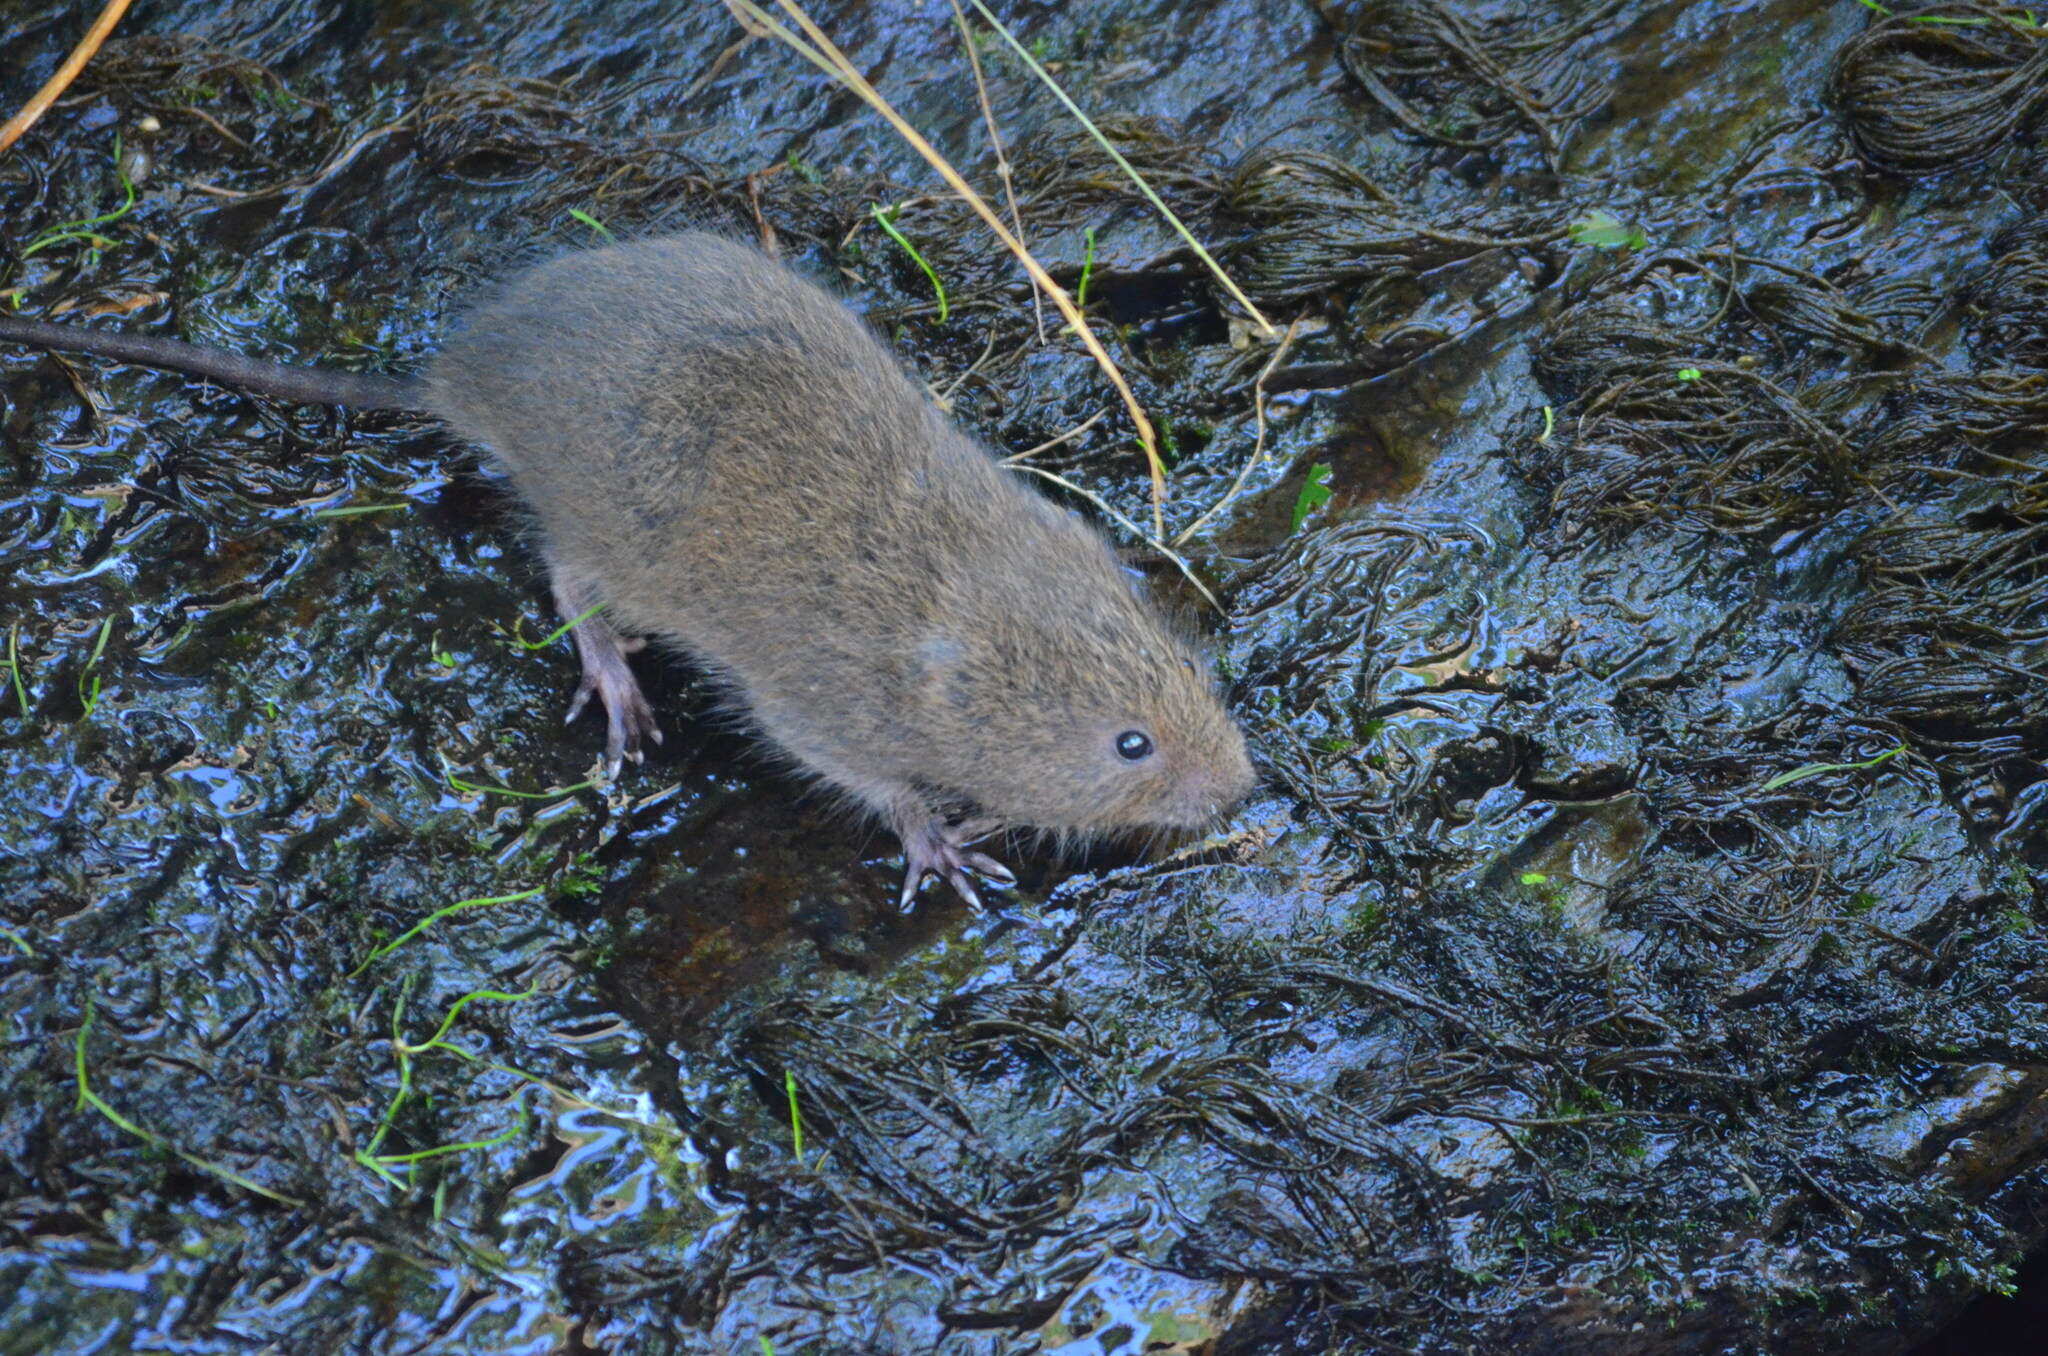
[1213,744,1260,818]
[1231,752,1260,804]
[1165,738,1258,830]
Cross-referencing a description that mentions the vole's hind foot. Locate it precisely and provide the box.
[897,817,1015,910]
[556,596,662,776]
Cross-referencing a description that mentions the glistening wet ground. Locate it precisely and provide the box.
[2,0,2046,1351]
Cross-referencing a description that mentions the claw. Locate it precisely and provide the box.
[897,818,1014,910]
[557,605,660,776]
[959,851,1015,885]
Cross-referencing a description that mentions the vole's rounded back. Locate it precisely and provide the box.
[427,234,1253,861]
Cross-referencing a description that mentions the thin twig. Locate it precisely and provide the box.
[682,34,758,104]
[177,121,411,202]
[1174,318,1301,546]
[937,325,1000,405]
[948,0,1044,342]
[164,105,267,159]
[1001,410,1108,462]
[965,0,1274,337]
[1006,463,1223,614]
[725,0,1169,534]
[0,0,136,156]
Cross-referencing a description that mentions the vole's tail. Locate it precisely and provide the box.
[0,314,421,410]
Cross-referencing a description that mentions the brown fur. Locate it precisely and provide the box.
[1,231,1255,894]
[427,233,1254,848]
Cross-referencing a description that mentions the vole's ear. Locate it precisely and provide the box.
[914,631,969,707]
[916,632,964,671]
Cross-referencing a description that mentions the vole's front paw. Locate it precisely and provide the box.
[564,626,662,776]
[898,818,1015,910]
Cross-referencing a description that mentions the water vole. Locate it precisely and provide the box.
[0,232,1256,904]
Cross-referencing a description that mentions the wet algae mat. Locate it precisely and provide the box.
[3,0,2048,1351]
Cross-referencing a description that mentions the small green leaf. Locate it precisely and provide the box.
[1568,210,1648,251]
[1539,404,1555,444]
[1291,462,1334,533]
[77,617,112,719]
[785,1069,805,1167]
[1519,871,1549,886]
[568,208,615,242]
[4,623,30,718]
[1677,367,1702,381]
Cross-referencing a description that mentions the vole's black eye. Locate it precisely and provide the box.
[1115,730,1153,761]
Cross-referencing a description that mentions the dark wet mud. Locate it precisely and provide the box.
[2,0,2046,1352]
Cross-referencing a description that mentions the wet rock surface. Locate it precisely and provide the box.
[2,0,2046,1351]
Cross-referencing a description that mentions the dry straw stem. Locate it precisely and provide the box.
[947,0,1044,341]
[1001,409,1230,615]
[1001,409,1110,462]
[1173,318,1302,547]
[1008,462,1223,614]
[724,0,1170,534]
[965,0,1276,339]
[0,0,136,156]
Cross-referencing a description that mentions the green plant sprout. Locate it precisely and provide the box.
[1292,462,1334,532]
[5,623,29,717]
[348,886,544,978]
[1760,741,1906,791]
[76,618,111,719]
[442,764,596,800]
[430,632,457,669]
[785,1068,805,1166]
[568,208,616,242]
[871,204,949,321]
[24,136,137,261]
[509,603,603,652]
[2,925,33,957]
[557,851,605,900]
[1677,367,1702,381]
[1522,871,1567,926]
[1539,405,1555,444]
[1568,210,1648,251]
[1077,226,1098,309]
[356,981,534,1187]
[313,502,409,518]
[75,998,304,1204]
[1858,0,2040,24]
